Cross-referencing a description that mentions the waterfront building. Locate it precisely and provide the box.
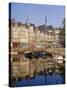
[55,29,60,48]
[36,30,41,43]
[11,18,62,49]
[44,30,55,48]
[11,19,36,49]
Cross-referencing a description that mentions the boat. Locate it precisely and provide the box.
[53,55,63,60]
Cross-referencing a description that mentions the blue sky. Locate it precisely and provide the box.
[11,3,65,28]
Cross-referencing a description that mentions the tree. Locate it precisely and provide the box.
[60,18,65,47]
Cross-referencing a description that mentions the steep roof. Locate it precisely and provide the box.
[38,24,54,32]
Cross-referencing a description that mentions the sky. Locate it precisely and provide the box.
[10,2,65,28]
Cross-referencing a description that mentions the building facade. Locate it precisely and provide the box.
[11,19,61,49]
[11,20,36,49]
[44,30,55,48]
[55,29,60,47]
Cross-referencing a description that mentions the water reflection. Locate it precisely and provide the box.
[16,74,65,87]
[12,51,65,87]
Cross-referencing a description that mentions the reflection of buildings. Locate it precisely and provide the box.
[10,18,64,80]
[11,55,64,79]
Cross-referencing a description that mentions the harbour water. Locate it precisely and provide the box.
[16,74,65,87]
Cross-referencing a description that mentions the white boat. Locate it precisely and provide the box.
[53,55,63,60]
[11,51,18,55]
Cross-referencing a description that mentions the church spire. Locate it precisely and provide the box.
[45,16,47,31]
